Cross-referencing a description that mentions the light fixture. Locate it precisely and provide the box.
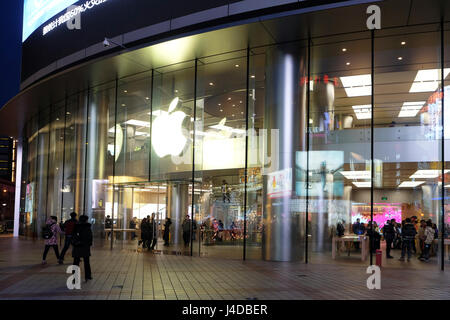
[346,62,351,66]
[409,169,450,179]
[340,171,371,179]
[235,64,240,68]
[209,82,214,86]
[227,97,231,100]
[398,101,425,118]
[121,104,126,107]
[220,109,223,112]
[397,57,403,61]
[398,181,425,188]
[251,75,255,78]
[342,48,347,52]
[175,89,178,93]
[352,105,372,119]
[232,104,236,107]
[352,182,371,188]
[123,90,128,93]
[401,41,406,45]
[218,103,221,106]
[340,74,371,97]
[145,97,150,100]
[124,119,151,127]
[409,68,450,93]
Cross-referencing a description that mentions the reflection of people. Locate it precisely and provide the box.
[352,218,365,250]
[149,213,157,250]
[129,217,137,240]
[182,215,191,247]
[336,220,345,237]
[222,180,231,203]
[230,221,238,240]
[105,215,112,239]
[163,218,172,246]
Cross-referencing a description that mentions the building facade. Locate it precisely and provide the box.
[1,0,450,269]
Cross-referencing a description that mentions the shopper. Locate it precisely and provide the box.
[140,218,150,249]
[383,219,396,259]
[42,216,64,265]
[182,215,191,247]
[411,216,418,253]
[148,213,157,250]
[394,222,402,249]
[352,218,365,250]
[418,220,427,259]
[222,180,231,203]
[105,215,112,239]
[399,218,417,262]
[59,212,78,263]
[72,215,93,282]
[129,217,138,240]
[163,217,172,246]
[420,221,435,262]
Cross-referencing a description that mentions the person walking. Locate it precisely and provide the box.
[182,215,191,247]
[72,215,93,282]
[163,217,172,246]
[129,217,137,240]
[140,217,149,249]
[383,219,396,259]
[59,212,78,264]
[105,215,112,239]
[420,221,435,262]
[148,213,158,250]
[42,216,64,265]
[399,218,417,262]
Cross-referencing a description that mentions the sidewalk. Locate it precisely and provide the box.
[0,238,448,300]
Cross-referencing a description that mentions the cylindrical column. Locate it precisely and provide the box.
[262,44,307,262]
[166,183,189,246]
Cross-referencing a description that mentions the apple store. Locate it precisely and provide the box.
[4,0,450,271]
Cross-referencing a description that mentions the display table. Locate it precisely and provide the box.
[332,235,369,261]
[445,239,450,260]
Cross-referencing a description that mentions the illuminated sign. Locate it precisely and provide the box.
[43,0,108,36]
[23,0,79,42]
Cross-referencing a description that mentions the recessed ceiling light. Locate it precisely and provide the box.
[342,48,347,52]
[401,41,406,45]
[220,109,223,112]
[232,104,236,107]
[121,104,126,107]
[123,90,128,93]
[175,90,178,93]
[397,57,403,60]
[218,103,221,106]
[398,101,426,118]
[352,105,372,119]
[232,114,235,117]
[251,75,255,78]
[145,97,150,100]
[227,97,231,100]
[346,62,351,66]
[235,64,240,68]
[241,112,244,114]
[209,82,214,86]
[409,68,450,92]
[340,74,372,97]
[239,101,242,104]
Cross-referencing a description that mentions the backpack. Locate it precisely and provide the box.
[42,223,54,240]
[337,223,345,236]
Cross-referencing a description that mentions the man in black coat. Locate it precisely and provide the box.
[72,215,93,282]
[383,219,396,259]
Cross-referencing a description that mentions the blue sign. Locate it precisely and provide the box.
[23,0,79,42]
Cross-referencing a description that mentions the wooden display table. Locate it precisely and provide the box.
[332,235,369,261]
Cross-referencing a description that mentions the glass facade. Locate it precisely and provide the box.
[18,23,450,270]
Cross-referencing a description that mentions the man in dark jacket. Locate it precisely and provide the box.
[72,215,93,282]
[59,212,78,264]
[148,213,158,251]
[352,219,365,249]
[399,218,417,262]
[383,219,396,259]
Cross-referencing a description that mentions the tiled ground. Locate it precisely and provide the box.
[0,237,448,300]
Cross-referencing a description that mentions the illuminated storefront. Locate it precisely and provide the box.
[1,0,450,269]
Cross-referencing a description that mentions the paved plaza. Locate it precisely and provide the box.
[0,237,448,300]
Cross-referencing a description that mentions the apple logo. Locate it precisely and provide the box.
[152,97,188,158]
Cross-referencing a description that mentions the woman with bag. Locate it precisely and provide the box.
[42,216,64,265]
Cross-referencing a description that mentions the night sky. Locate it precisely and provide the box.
[0,2,23,109]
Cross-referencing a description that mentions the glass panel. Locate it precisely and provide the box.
[196,51,248,259]
[309,33,372,265]
[151,62,195,252]
[375,25,441,268]
[116,72,152,183]
[47,102,65,222]
[443,22,450,269]
[36,106,50,236]
[85,82,116,239]
[62,92,87,221]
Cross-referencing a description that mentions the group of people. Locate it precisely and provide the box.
[41,212,93,282]
[345,216,439,262]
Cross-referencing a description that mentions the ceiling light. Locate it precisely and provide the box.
[145,97,150,100]
[352,105,372,119]
[220,109,223,112]
[135,131,150,137]
[398,181,425,188]
[398,101,425,118]
[218,103,221,106]
[352,182,371,188]
[346,62,351,66]
[340,171,371,179]
[409,68,450,93]
[409,170,450,179]
[235,64,239,68]
[342,48,347,52]
[124,119,151,128]
[251,75,255,78]
[123,90,128,93]
[209,82,214,86]
[340,74,371,97]
[175,90,178,93]
[401,41,406,45]
[227,97,231,101]
[397,57,403,61]
[121,104,126,107]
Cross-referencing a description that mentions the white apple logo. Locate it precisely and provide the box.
[152,97,188,158]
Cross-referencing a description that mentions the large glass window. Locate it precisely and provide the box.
[375,25,442,268]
